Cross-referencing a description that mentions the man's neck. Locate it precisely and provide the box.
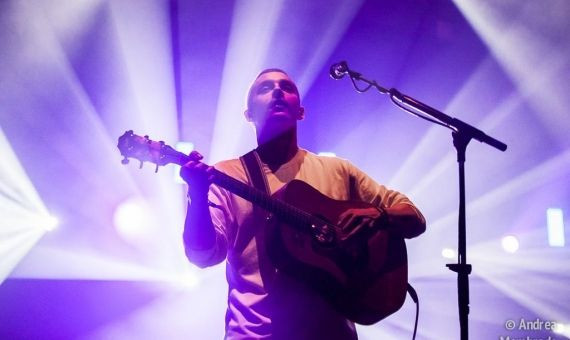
[256,128,299,171]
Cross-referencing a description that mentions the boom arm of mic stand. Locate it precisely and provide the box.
[388,89,507,152]
[344,72,507,152]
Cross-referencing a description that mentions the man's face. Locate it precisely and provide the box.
[246,71,304,131]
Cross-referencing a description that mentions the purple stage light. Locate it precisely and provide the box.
[547,208,565,247]
[173,141,194,184]
[501,235,519,254]
[441,247,456,259]
[113,197,154,244]
[318,152,336,157]
[38,214,59,231]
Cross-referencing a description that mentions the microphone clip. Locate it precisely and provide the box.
[329,61,360,80]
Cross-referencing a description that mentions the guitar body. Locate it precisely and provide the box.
[266,180,408,325]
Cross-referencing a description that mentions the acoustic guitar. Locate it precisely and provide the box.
[117,130,408,325]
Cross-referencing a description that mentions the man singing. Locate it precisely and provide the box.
[181,69,425,339]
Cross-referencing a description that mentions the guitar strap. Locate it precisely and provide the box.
[240,150,276,289]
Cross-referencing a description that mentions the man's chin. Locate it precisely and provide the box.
[258,117,296,134]
[265,111,297,123]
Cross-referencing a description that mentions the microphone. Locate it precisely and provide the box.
[329,61,349,79]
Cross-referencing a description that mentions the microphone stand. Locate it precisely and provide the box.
[335,63,507,340]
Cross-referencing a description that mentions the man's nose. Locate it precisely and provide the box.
[272,87,284,98]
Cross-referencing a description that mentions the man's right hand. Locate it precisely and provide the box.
[180,151,214,198]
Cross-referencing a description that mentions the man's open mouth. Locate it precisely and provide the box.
[270,100,288,111]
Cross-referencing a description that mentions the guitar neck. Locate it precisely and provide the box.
[117,130,327,231]
[175,151,314,227]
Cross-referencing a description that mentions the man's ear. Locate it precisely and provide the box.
[244,109,252,122]
[297,106,305,120]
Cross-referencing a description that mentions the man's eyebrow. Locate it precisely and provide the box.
[254,78,297,92]
[256,80,273,87]
[279,79,297,88]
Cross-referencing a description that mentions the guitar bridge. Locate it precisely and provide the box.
[311,224,335,245]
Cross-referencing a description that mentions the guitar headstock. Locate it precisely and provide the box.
[117,130,187,170]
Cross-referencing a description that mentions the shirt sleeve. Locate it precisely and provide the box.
[184,183,232,268]
[345,160,426,225]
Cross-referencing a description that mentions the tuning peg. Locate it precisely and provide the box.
[121,156,130,165]
[155,164,159,173]
[144,135,150,144]
[189,150,204,161]
[139,160,144,169]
